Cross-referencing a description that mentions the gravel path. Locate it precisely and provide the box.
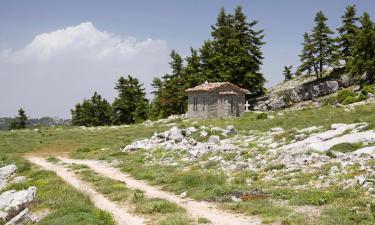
[27,156,146,225]
[58,157,261,225]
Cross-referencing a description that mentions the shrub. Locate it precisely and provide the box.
[337,90,356,104]
[361,85,375,95]
[342,96,357,105]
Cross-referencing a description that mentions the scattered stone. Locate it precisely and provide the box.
[179,192,187,198]
[224,125,237,135]
[208,135,220,144]
[270,127,284,133]
[200,130,208,138]
[356,175,367,186]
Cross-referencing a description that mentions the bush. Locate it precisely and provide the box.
[342,96,357,105]
[337,90,356,104]
[361,85,375,95]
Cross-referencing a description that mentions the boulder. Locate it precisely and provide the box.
[5,208,29,225]
[0,164,17,190]
[0,186,36,223]
[208,135,220,144]
[224,125,237,135]
[165,126,184,141]
[270,127,284,133]
[352,146,375,157]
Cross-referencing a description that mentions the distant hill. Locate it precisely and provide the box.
[0,117,71,130]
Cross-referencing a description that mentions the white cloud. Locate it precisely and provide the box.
[0,22,170,118]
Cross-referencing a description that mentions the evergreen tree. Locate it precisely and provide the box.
[157,50,187,117]
[310,11,339,79]
[203,6,266,95]
[184,48,204,88]
[112,75,148,124]
[298,32,318,76]
[9,108,28,130]
[337,5,359,64]
[348,12,375,83]
[71,92,112,126]
[283,66,293,80]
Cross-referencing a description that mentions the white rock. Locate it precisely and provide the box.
[224,125,237,135]
[186,127,197,136]
[208,135,220,144]
[165,126,184,141]
[0,186,36,222]
[356,175,366,186]
[179,191,187,198]
[270,127,284,133]
[352,146,375,157]
[5,208,29,225]
[200,130,208,138]
[231,196,241,202]
[0,164,17,190]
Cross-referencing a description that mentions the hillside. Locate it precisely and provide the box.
[0,100,375,225]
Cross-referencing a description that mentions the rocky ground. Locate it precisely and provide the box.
[0,164,39,225]
[124,120,375,199]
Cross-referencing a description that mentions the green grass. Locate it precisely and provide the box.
[5,163,115,225]
[2,103,375,224]
[329,142,364,153]
[224,199,293,224]
[72,165,187,223]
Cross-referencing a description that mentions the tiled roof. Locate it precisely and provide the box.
[185,82,250,94]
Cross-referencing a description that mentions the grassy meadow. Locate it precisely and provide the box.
[1,103,375,224]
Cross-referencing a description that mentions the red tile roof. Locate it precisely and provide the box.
[185,82,250,94]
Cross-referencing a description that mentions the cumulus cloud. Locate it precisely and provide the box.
[0,22,170,118]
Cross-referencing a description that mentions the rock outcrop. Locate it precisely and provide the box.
[0,164,17,191]
[254,74,354,110]
[123,126,238,157]
[0,186,36,224]
[0,164,37,225]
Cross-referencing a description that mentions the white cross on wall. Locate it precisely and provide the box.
[244,101,250,112]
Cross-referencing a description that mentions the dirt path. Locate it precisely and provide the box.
[26,156,146,225]
[57,157,261,225]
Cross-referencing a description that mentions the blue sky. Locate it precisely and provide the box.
[1,0,375,118]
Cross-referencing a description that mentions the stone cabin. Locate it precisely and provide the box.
[186,82,250,118]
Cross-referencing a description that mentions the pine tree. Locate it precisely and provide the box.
[184,47,204,88]
[157,50,187,116]
[283,66,293,80]
[71,92,112,126]
[204,6,266,95]
[112,75,148,124]
[298,32,318,76]
[337,5,359,64]
[348,12,375,83]
[9,108,28,130]
[311,11,338,79]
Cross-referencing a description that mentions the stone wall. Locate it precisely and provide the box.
[187,86,246,118]
[254,74,355,111]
